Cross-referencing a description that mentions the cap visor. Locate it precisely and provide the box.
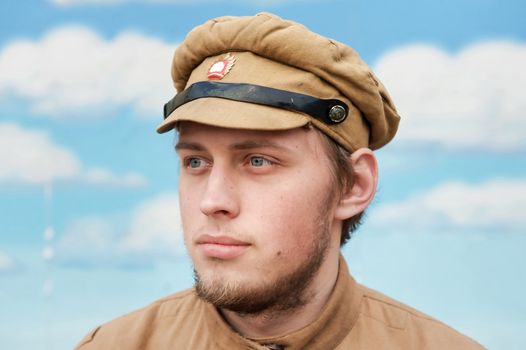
[157,97,310,133]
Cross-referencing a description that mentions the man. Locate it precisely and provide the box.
[76,13,484,349]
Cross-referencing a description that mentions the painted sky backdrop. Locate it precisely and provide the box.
[0,0,525,349]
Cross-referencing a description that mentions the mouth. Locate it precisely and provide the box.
[196,235,251,260]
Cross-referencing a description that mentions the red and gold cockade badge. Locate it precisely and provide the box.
[207,53,236,80]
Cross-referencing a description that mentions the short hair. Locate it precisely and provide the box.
[320,132,365,245]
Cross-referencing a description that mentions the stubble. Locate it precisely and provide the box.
[193,194,334,316]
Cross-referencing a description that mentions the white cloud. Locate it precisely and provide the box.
[0,123,147,187]
[57,216,118,258]
[0,26,175,117]
[0,251,16,273]
[0,123,80,184]
[375,41,526,151]
[56,193,184,268]
[121,194,183,252]
[371,179,526,232]
[84,168,148,188]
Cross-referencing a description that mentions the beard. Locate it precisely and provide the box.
[193,202,333,316]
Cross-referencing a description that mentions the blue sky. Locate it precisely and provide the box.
[0,0,525,349]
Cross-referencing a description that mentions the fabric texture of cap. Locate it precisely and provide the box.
[158,12,400,151]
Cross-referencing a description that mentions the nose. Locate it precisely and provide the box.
[199,164,240,219]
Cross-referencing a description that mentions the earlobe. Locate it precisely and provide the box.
[333,148,378,220]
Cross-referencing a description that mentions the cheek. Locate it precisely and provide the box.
[178,184,201,235]
[247,181,326,252]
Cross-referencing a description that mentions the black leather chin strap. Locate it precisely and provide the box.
[163,81,348,125]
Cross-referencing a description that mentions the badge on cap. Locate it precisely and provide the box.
[207,53,236,80]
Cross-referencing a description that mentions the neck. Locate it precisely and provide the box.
[220,253,340,339]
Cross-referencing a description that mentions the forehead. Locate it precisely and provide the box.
[177,121,328,154]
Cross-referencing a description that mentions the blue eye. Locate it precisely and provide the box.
[249,156,271,167]
[187,157,203,168]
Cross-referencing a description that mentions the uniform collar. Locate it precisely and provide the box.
[203,255,363,349]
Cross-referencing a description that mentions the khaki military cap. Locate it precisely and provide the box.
[158,12,400,151]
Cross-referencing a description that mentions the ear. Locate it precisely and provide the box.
[333,148,378,220]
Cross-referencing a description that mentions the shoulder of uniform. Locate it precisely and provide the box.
[359,285,433,328]
[75,288,198,349]
[155,288,199,316]
[358,285,485,349]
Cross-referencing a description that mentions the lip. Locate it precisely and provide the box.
[196,234,250,260]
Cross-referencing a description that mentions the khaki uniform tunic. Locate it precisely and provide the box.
[76,257,484,349]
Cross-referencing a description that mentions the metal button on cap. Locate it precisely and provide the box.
[328,104,347,123]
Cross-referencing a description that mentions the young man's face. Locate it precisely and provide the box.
[176,122,342,314]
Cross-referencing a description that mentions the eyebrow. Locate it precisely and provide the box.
[175,142,206,152]
[229,140,289,151]
[174,140,290,152]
